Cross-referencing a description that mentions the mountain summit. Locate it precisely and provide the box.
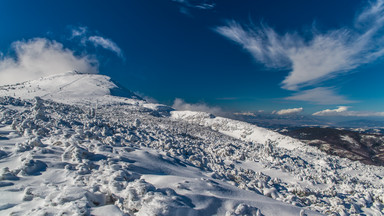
[0,71,141,104]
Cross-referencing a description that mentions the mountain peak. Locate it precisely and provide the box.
[0,72,142,104]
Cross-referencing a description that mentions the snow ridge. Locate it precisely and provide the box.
[0,71,141,105]
[171,111,303,150]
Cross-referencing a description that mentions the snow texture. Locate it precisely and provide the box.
[0,72,383,215]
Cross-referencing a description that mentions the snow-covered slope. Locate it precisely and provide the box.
[0,71,142,105]
[0,73,383,215]
[171,111,303,150]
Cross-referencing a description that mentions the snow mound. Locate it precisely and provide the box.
[171,110,303,150]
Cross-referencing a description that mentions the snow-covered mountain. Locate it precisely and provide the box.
[0,71,142,104]
[0,72,383,215]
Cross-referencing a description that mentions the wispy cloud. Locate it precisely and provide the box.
[70,26,87,39]
[0,38,98,86]
[312,106,349,116]
[173,0,215,16]
[216,22,291,69]
[313,106,384,117]
[70,26,124,59]
[234,112,257,117]
[172,98,222,115]
[134,91,158,104]
[88,36,123,58]
[273,107,303,115]
[285,87,356,105]
[173,0,215,10]
[215,97,238,100]
[215,0,384,104]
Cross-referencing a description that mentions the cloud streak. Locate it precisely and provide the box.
[215,0,384,104]
[313,106,384,117]
[0,38,98,86]
[216,22,291,69]
[71,26,124,59]
[274,107,303,115]
[173,0,215,16]
[284,87,356,105]
[172,98,222,115]
[173,0,215,10]
[88,36,123,58]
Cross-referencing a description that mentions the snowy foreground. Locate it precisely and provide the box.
[0,73,384,215]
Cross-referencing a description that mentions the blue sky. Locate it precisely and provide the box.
[1,0,384,116]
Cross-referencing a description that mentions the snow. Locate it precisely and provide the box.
[170,111,303,150]
[0,71,141,105]
[0,124,313,215]
[340,135,360,148]
[0,72,383,215]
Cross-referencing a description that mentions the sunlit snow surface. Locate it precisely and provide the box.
[0,73,383,215]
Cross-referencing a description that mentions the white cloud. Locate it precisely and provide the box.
[274,107,303,115]
[172,98,222,115]
[313,106,384,117]
[71,26,87,39]
[285,87,355,105]
[134,91,158,104]
[173,0,215,16]
[70,26,124,59]
[216,21,384,90]
[215,0,384,104]
[313,106,349,116]
[88,36,123,58]
[282,30,359,90]
[0,38,98,86]
[173,0,215,10]
[194,3,215,10]
[234,112,257,117]
[216,22,291,69]
[216,1,384,90]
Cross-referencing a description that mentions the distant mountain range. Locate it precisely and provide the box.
[227,112,384,130]
[281,127,384,166]
[226,112,384,166]
[226,112,326,128]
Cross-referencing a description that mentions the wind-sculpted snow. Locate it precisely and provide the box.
[170,111,303,150]
[0,96,318,215]
[170,110,384,215]
[0,71,142,105]
[0,74,383,215]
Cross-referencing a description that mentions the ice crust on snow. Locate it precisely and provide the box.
[0,73,383,215]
